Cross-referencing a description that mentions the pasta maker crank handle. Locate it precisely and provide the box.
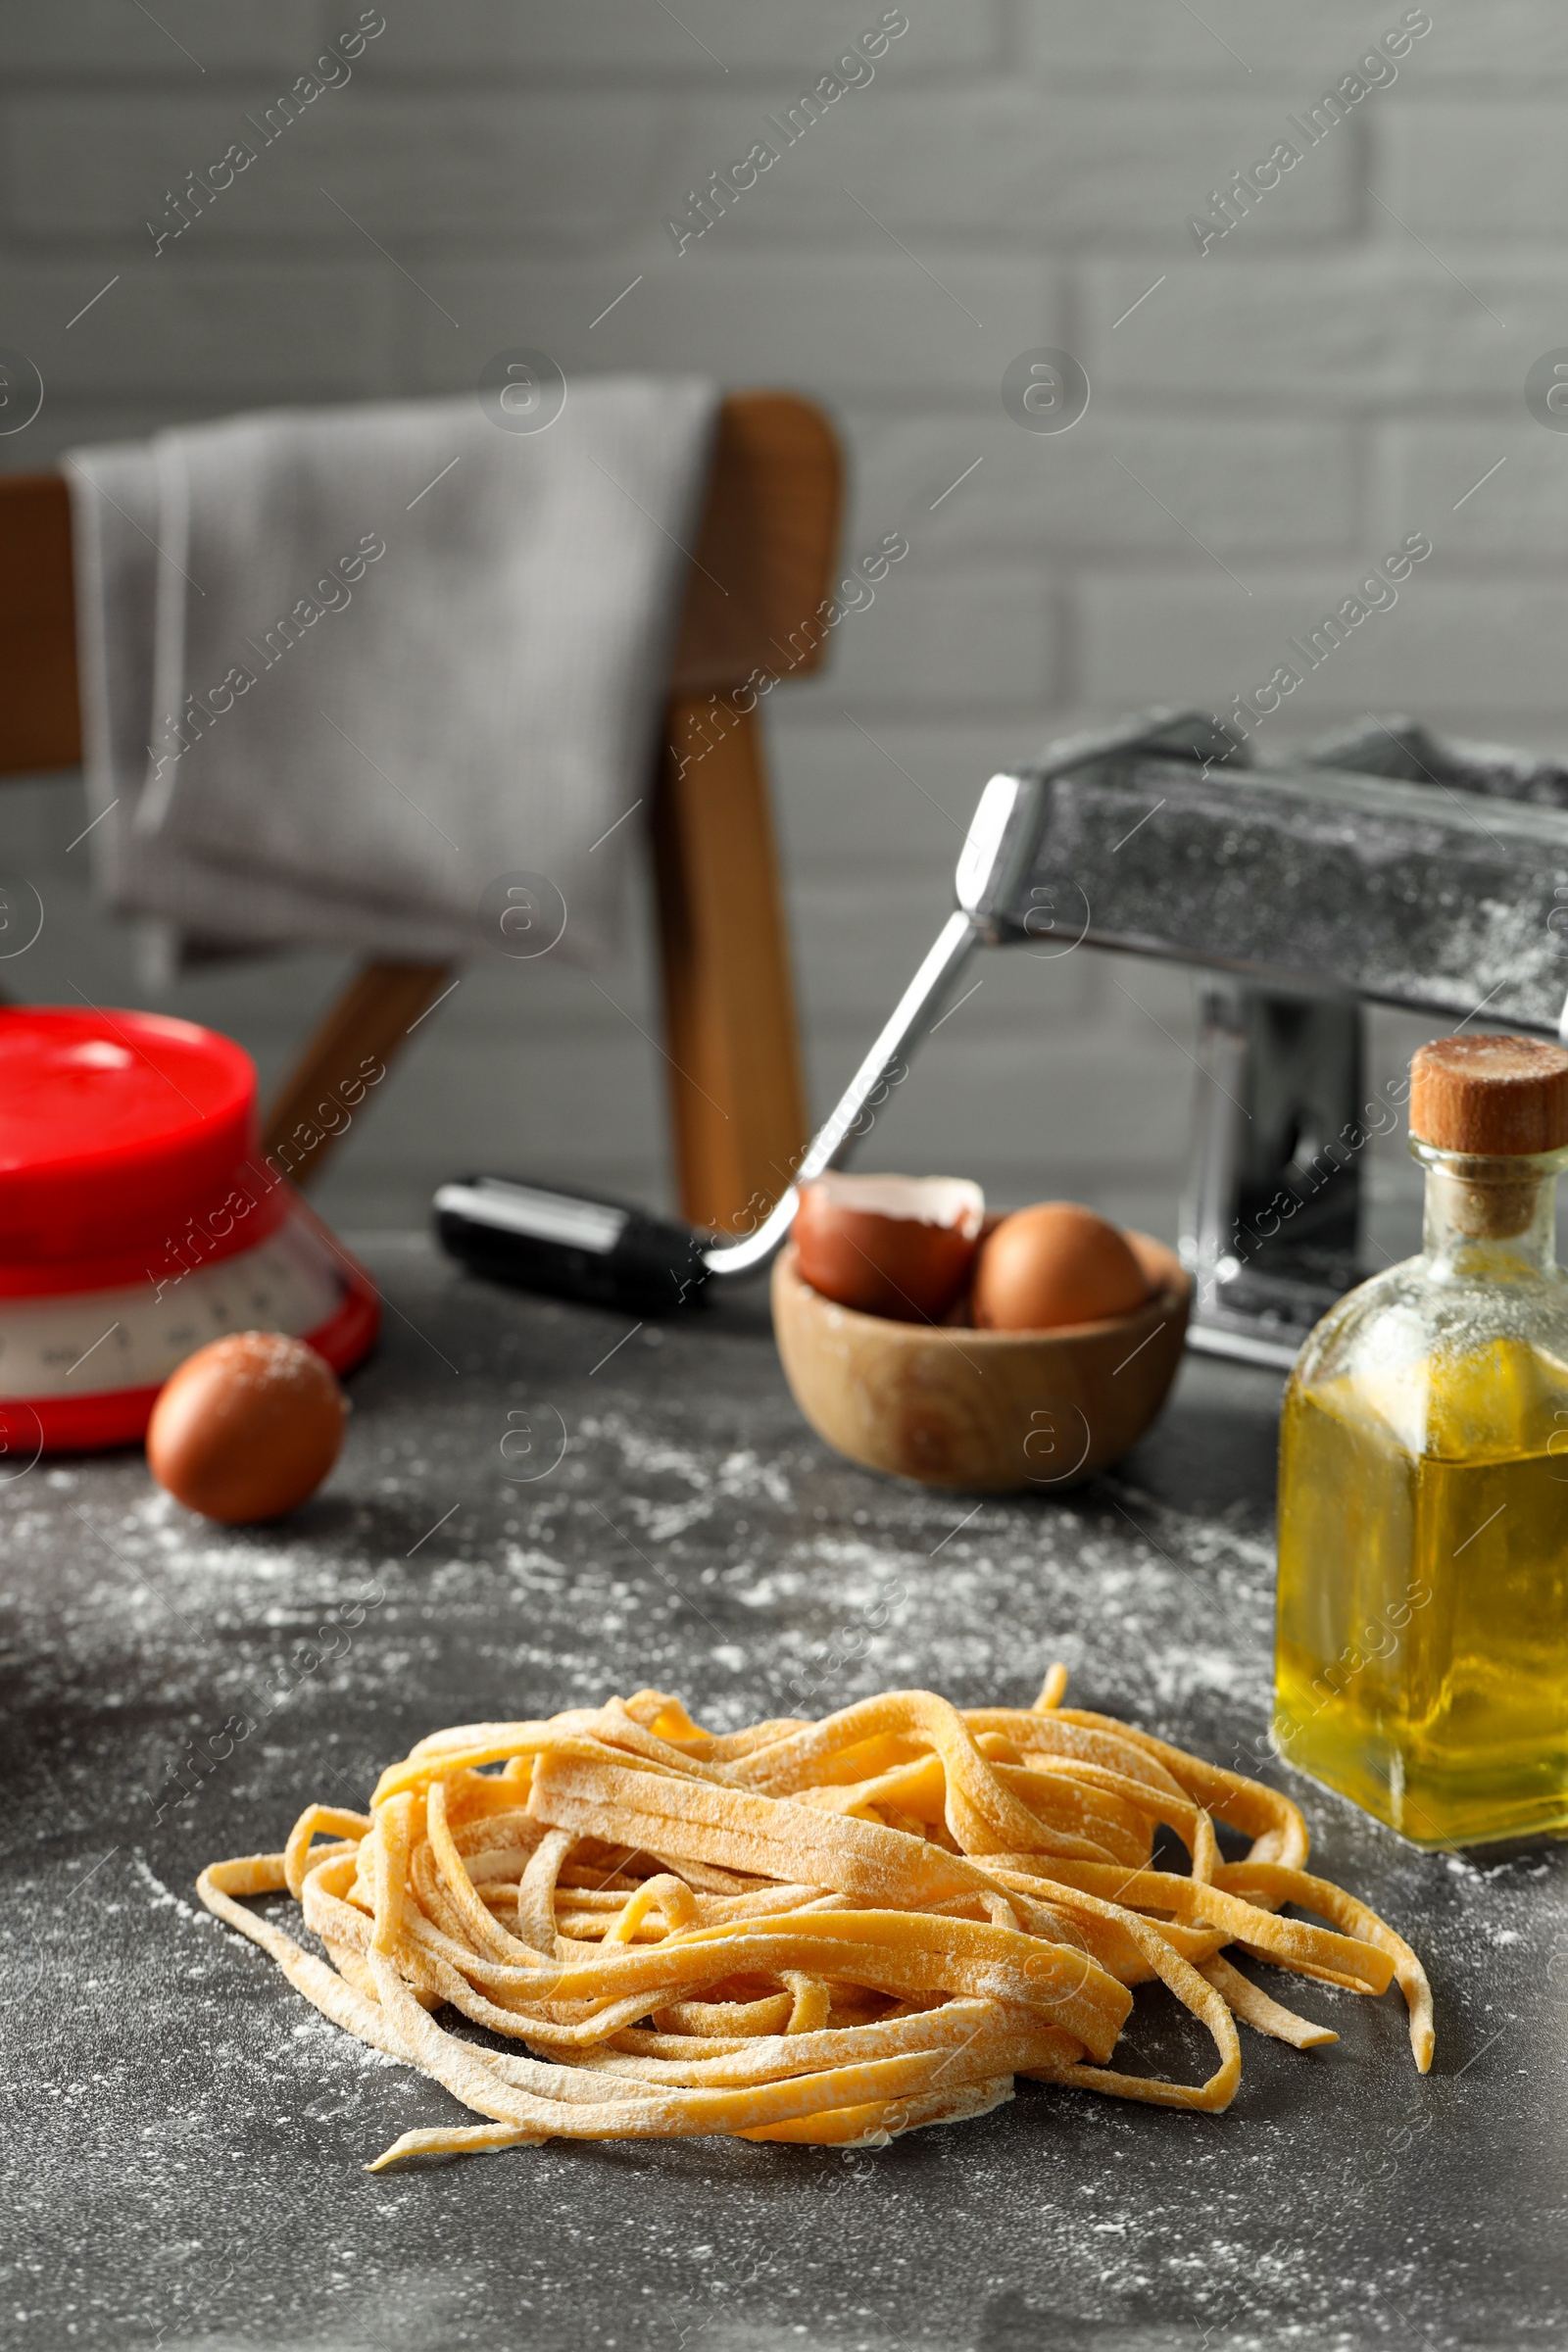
[705,712,1170,1277]
[433,714,1166,1307]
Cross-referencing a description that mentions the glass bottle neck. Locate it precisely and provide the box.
[1416,1142,1567,1278]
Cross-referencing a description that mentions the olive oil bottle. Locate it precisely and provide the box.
[1275,1034,1568,1846]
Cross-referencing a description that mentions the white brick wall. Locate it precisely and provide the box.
[0,0,1559,1250]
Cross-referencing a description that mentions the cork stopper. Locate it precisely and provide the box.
[1409,1034,1568,1155]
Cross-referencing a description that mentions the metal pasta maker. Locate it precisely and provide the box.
[437,708,1568,1364]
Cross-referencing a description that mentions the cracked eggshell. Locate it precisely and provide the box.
[793,1173,985,1324]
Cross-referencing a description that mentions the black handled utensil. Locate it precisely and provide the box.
[433,1176,712,1312]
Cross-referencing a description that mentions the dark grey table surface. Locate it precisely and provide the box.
[3,1237,1564,2352]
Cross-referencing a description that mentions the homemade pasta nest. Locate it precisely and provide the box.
[198,1669,1433,2167]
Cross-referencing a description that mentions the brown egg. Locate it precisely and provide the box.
[972,1201,1150,1332]
[147,1331,347,1523]
[1124,1229,1173,1298]
[793,1173,984,1322]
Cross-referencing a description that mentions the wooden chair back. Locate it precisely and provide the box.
[0,391,842,1234]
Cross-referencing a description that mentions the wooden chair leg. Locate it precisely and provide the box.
[651,695,808,1234]
[263,960,454,1189]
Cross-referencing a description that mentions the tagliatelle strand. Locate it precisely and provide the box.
[197,1669,1433,2166]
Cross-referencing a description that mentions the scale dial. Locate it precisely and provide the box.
[0,1210,344,1397]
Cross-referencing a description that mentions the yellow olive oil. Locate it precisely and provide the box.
[1276,1342,1568,1845]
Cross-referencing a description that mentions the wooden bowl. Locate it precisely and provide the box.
[770,1236,1190,1494]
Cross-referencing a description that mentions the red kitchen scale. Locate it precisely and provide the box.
[0,1006,379,1455]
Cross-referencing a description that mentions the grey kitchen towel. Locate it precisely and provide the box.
[65,381,719,972]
